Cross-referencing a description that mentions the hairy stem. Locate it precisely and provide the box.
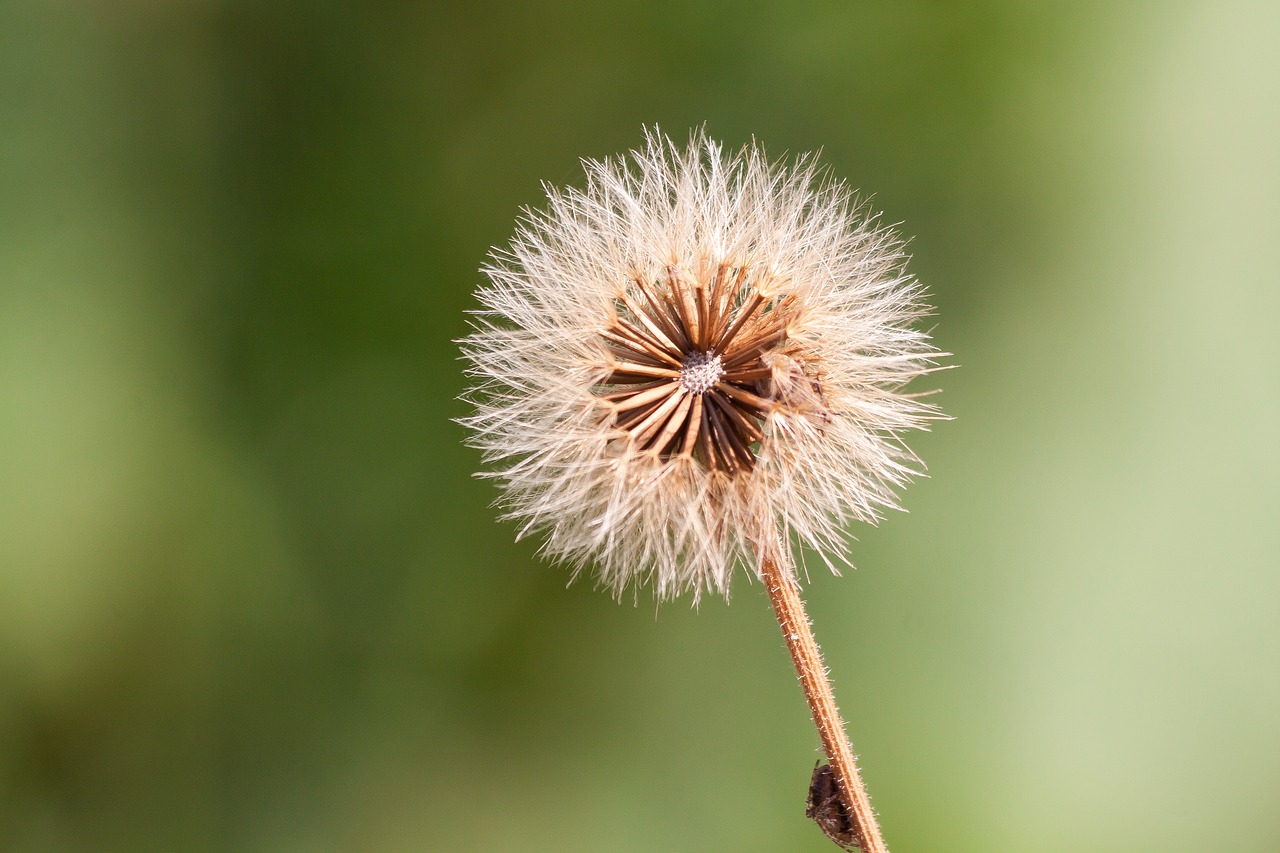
[759,543,888,853]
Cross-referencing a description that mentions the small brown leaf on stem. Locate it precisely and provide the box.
[806,763,861,851]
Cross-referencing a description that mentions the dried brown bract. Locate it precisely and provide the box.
[806,762,861,850]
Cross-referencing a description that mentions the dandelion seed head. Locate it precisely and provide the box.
[459,128,943,602]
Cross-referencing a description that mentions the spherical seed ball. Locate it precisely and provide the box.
[459,129,942,602]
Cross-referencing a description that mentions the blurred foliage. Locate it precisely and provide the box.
[2,1,1278,851]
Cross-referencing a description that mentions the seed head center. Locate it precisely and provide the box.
[680,351,724,396]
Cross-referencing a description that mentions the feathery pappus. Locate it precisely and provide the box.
[460,128,941,602]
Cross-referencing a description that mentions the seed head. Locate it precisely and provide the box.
[460,129,942,601]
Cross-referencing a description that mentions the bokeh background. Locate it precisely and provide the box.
[2,1,1278,851]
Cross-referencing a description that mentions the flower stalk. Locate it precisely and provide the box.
[760,536,888,853]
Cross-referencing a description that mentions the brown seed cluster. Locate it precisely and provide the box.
[597,263,795,474]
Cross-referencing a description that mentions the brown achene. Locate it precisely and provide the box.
[598,263,795,474]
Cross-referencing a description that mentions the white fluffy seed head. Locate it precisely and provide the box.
[459,128,943,602]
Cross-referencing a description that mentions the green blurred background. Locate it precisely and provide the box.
[2,1,1277,850]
